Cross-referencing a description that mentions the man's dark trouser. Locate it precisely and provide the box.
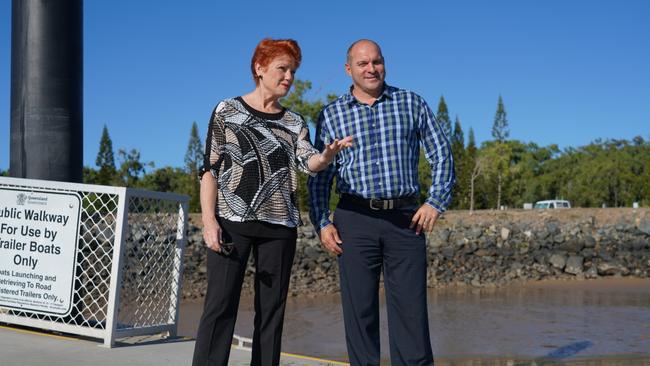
[334,200,433,366]
[192,226,296,366]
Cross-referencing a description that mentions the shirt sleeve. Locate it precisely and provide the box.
[294,119,319,176]
[199,102,226,180]
[419,100,455,212]
[307,110,336,231]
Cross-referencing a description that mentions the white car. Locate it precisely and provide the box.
[534,200,571,209]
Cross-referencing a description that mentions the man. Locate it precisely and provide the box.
[308,39,454,366]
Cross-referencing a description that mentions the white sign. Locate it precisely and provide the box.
[0,188,81,316]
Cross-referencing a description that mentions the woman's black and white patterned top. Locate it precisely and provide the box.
[201,97,318,228]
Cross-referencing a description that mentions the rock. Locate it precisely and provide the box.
[441,247,455,259]
[565,256,584,275]
[585,266,598,279]
[455,239,467,248]
[532,263,550,275]
[616,251,633,265]
[569,226,581,236]
[483,237,496,248]
[597,261,622,275]
[303,229,316,239]
[537,229,550,240]
[615,218,635,232]
[304,246,321,260]
[598,250,614,261]
[510,262,524,277]
[549,253,567,270]
[178,210,650,300]
[584,235,596,248]
[467,227,483,239]
[475,249,492,257]
[501,227,511,240]
[581,248,596,258]
[562,239,585,253]
[516,242,530,254]
[546,221,560,235]
[437,229,451,242]
[463,242,478,254]
[632,241,648,250]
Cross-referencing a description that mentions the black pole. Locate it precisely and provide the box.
[10,0,83,183]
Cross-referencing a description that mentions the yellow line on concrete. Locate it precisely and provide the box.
[280,351,350,365]
[0,324,77,341]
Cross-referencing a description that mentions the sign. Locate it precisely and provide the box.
[0,188,81,316]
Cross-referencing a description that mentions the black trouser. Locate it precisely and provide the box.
[192,223,296,366]
[334,200,433,366]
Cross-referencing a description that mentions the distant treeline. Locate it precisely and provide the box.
[3,80,648,212]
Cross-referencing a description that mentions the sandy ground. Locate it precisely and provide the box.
[179,278,650,364]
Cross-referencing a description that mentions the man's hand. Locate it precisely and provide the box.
[203,219,223,252]
[319,224,343,255]
[409,204,440,235]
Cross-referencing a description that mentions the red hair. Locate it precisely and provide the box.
[250,38,302,84]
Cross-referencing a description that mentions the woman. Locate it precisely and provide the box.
[192,38,352,366]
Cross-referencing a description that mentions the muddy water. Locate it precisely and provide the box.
[178,279,650,364]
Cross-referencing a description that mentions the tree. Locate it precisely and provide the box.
[490,141,513,209]
[467,128,477,158]
[465,128,478,209]
[281,79,326,126]
[470,155,486,213]
[184,122,203,212]
[95,125,116,185]
[185,122,203,174]
[490,96,511,208]
[140,166,189,194]
[492,95,509,142]
[450,116,466,209]
[418,148,432,204]
[505,141,559,207]
[436,96,452,138]
[117,149,153,187]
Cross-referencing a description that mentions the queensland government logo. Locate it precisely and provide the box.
[16,193,27,205]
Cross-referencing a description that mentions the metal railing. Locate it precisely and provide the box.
[0,177,188,347]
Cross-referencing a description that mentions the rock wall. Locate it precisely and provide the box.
[181,208,650,300]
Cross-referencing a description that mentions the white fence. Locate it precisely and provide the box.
[0,176,189,347]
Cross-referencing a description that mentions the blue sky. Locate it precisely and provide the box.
[1,0,649,170]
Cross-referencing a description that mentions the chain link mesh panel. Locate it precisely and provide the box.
[116,195,184,330]
[0,178,188,345]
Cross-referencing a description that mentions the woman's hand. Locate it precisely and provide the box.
[203,218,223,252]
[309,136,354,172]
[320,136,354,165]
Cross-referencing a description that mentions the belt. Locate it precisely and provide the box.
[340,194,417,211]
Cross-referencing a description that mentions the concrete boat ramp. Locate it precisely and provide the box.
[0,324,348,366]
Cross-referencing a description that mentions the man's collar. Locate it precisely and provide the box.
[344,83,395,105]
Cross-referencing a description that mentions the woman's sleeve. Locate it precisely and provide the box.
[198,102,226,180]
[295,119,319,176]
